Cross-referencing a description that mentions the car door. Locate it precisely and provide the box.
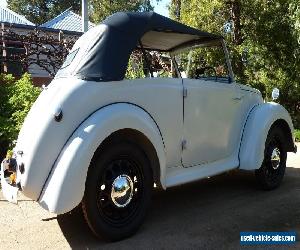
[182,79,244,167]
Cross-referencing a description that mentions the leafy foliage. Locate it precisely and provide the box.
[169,0,181,20]
[8,0,161,27]
[171,0,300,128]
[125,51,146,79]
[91,0,157,23]
[125,49,173,79]
[295,129,300,142]
[0,73,41,157]
[8,0,81,25]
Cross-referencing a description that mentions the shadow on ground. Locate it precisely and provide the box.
[57,168,300,249]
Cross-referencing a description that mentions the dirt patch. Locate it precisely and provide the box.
[1,146,300,249]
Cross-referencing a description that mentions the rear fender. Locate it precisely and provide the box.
[38,103,166,214]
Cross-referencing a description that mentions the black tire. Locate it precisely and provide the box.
[82,140,153,241]
[255,127,287,190]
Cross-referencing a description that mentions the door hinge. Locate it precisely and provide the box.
[183,87,187,98]
[182,139,187,150]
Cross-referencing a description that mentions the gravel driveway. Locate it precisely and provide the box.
[1,144,300,249]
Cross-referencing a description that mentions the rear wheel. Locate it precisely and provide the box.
[255,127,287,190]
[82,141,152,241]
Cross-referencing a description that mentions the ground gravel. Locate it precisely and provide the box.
[1,144,299,249]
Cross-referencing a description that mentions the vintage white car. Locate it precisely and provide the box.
[1,12,297,241]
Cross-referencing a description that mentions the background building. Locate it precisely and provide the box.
[0,6,94,86]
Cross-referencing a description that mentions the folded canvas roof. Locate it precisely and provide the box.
[57,11,222,81]
[103,11,221,51]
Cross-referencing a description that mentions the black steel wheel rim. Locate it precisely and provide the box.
[96,156,144,226]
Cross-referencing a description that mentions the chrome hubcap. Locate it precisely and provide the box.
[271,147,281,170]
[111,175,133,208]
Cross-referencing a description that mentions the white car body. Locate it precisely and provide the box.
[1,12,296,218]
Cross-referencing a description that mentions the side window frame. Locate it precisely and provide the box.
[171,39,235,84]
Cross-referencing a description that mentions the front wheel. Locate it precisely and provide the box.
[82,141,153,241]
[255,127,287,190]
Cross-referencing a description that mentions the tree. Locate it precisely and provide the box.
[169,0,181,20]
[8,0,81,25]
[0,73,40,158]
[171,0,300,128]
[91,0,157,23]
[8,0,161,26]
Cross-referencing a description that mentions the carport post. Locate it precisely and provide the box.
[82,0,88,32]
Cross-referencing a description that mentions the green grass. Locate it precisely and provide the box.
[295,129,300,142]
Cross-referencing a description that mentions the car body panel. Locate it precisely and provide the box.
[11,76,296,214]
[166,152,239,188]
[38,103,166,214]
[14,77,183,201]
[36,82,291,215]
[182,79,260,167]
[239,102,295,170]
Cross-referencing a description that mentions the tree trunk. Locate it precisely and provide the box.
[227,0,245,81]
[171,0,181,20]
[228,0,243,45]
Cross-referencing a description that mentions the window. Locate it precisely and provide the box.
[125,49,146,79]
[174,45,230,83]
[125,49,176,79]
[60,48,79,69]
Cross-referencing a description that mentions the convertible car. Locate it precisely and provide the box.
[1,12,297,241]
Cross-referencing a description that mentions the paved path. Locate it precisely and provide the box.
[0,144,299,249]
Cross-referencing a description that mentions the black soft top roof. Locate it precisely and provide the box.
[58,12,222,81]
[103,11,221,51]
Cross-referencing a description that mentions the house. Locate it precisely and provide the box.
[0,7,94,86]
[40,8,95,33]
[0,6,34,26]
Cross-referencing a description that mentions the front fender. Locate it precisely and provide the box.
[239,102,294,170]
[38,103,166,214]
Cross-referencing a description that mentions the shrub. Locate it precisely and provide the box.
[295,129,300,142]
[0,73,41,158]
